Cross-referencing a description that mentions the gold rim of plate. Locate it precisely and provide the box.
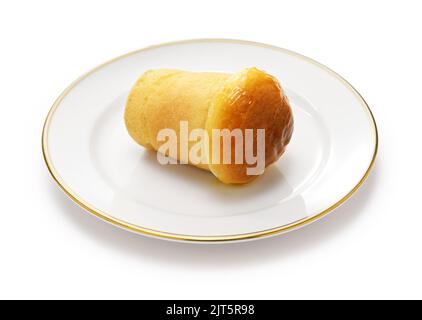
[42,39,379,242]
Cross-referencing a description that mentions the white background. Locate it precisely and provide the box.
[1,0,421,300]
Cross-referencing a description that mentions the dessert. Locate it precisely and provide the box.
[124,67,293,184]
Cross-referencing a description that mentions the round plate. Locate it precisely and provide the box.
[42,39,378,243]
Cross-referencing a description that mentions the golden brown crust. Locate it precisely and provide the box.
[124,68,293,184]
[206,68,293,184]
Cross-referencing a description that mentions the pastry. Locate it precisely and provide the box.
[124,67,293,184]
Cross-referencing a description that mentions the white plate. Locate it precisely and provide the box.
[42,39,378,243]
